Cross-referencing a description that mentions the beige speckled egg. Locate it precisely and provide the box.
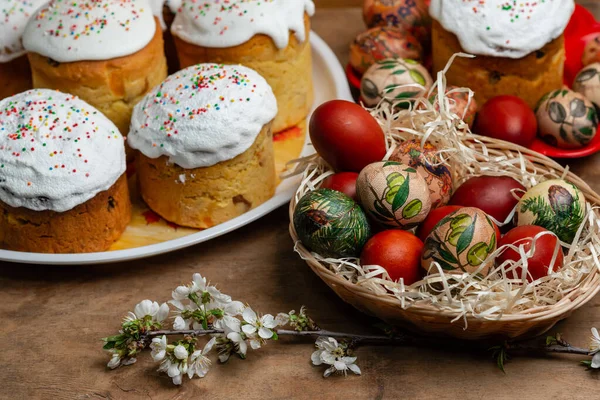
[516,179,586,244]
[362,0,432,46]
[535,89,598,149]
[421,207,498,275]
[360,58,432,107]
[350,27,423,75]
[428,85,478,128]
[582,33,600,67]
[573,63,600,108]
[388,140,453,208]
[356,161,431,229]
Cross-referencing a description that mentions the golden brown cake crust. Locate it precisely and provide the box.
[432,20,565,109]
[0,55,32,100]
[173,14,313,133]
[0,174,131,253]
[136,123,276,229]
[27,18,168,136]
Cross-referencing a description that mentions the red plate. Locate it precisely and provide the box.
[346,5,600,158]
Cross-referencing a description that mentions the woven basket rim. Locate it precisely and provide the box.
[289,134,600,325]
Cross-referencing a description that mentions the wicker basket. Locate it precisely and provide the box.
[289,134,600,340]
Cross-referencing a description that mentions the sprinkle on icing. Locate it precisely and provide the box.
[171,0,315,49]
[0,0,48,62]
[0,89,126,212]
[128,63,277,169]
[22,0,157,63]
[430,0,575,58]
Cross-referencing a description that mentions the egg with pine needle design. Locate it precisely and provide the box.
[356,161,431,229]
[573,63,600,108]
[360,58,432,107]
[293,189,371,258]
[421,207,498,275]
[516,179,586,244]
[350,28,423,75]
[389,140,453,209]
[535,89,598,149]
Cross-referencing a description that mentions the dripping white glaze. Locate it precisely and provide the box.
[0,0,49,62]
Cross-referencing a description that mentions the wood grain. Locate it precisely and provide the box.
[2,6,600,400]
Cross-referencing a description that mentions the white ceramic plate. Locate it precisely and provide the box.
[0,32,353,265]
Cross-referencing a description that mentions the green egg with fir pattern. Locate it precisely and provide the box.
[293,188,371,258]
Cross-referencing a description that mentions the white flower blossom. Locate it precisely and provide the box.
[173,316,190,331]
[150,335,168,362]
[241,307,277,340]
[171,273,230,304]
[123,300,170,323]
[158,354,188,386]
[590,328,600,368]
[107,351,121,369]
[311,337,361,378]
[188,338,216,379]
[174,345,189,360]
[212,300,244,333]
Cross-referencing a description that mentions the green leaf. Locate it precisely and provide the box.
[581,360,593,368]
[409,69,426,86]
[383,161,401,167]
[439,248,458,264]
[546,335,558,346]
[271,332,279,340]
[488,232,497,253]
[403,167,417,173]
[456,214,477,255]
[386,172,405,187]
[395,91,421,99]
[378,64,396,70]
[402,199,423,219]
[579,126,594,136]
[561,89,569,96]
[384,84,400,94]
[433,257,456,271]
[392,175,410,212]
[392,69,407,75]
[373,200,394,219]
[404,59,419,65]
[103,342,116,350]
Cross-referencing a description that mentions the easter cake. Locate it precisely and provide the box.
[0,89,131,253]
[23,0,168,140]
[430,0,574,108]
[0,0,48,100]
[170,0,314,134]
[128,63,277,229]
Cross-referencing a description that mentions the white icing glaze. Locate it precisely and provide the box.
[148,0,166,30]
[0,89,126,212]
[128,63,277,169]
[430,0,574,59]
[171,0,315,49]
[22,0,157,63]
[0,0,48,62]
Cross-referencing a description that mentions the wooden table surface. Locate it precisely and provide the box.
[2,6,600,400]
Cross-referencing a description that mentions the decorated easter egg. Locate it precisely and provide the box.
[293,189,371,258]
[573,63,600,108]
[516,179,586,244]
[388,140,452,208]
[349,27,423,75]
[582,33,600,67]
[535,89,598,149]
[360,58,432,107]
[362,0,432,46]
[421,207,498,275]
[356,161,431,229]
[428,85,478,127]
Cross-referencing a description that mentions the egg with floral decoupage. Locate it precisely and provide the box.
[356,161,431,229]
[350,27,423,75]
[573,63,600,108]
[516,179,586,244]
[582,33,600,67]
[428,85,478,128]
[389,140,452,208]
[361,58,432,107]
[421,207,498,275]
[362,0,432,47]
[293,189,371,258]
[535,89,598,149]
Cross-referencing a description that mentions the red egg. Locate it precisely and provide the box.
[309,100,387,172]
[321,172,359,201]
[360,230,423,284]
[474,95,537,148]
[416,205,463,242]
[497,225,564,281]
[449,176,525,225]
